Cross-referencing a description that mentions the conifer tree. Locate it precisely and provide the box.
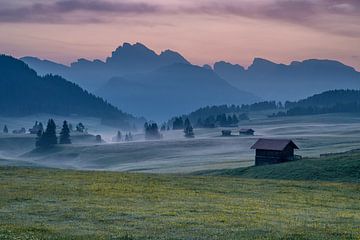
[184,118,195,138]
[35,129,43,148]
[3,125,8,134]
[76,122,85,133]
[59,121,71,144]
[36,119,57,148]
[116,131,122,141]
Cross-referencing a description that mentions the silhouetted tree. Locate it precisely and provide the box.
[95,135,102,143]
[76,122,85,133]
[3,125,8,134]
[59,121,71,144]
[112,130,122,142]
[125,132,133,142]
[184,118,194,138]
[36,119,57,148]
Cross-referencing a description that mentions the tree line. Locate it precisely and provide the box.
[269,90,360,117]
[168,101,281,129]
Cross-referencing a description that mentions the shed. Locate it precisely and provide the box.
[239,128,255,135]
[251,138,299,166]
[221,130,232,136]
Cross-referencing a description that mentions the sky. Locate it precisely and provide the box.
[0,0,359,70]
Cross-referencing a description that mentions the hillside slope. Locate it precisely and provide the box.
[199,150,360,183]
[0,55,140,128]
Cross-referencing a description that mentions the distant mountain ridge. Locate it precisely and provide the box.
[213,58,360,101]
[21,42,190,91]
[20,42,360,119]
[21,43,259,120]
[96,63,258,120]
[0,55,141,128]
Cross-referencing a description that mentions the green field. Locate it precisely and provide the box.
[0,152,359,240]
[199,150,360,183]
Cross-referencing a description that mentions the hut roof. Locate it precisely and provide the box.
[251,138,299,151]
[239,128,254,132]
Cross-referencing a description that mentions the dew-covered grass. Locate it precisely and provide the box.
[0,165,359,239]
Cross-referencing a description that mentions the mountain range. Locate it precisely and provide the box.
[22,43,258,120]
[0,55,141,129]
[21,42,360,119]
[213,58,360,101]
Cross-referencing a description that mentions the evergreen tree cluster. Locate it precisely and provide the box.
[172,117,184,130]
[36,119,71,148]
[195,113,248,128]
[187,101,280,122]
[144,122,162,140]
[169,101,280,129]
[29,121,44,134]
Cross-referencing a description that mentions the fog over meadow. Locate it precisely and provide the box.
[1,113,360,173]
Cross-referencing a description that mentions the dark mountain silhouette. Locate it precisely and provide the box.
[21,43,258,120]
[214,58,360,101]
[96,63,259,120]
[0,55,141,128]
[21,42,359,119]
[21,42,190,91]
[106,43,189,70]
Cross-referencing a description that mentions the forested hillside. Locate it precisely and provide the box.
[0,55,140,128]
[271,90,360,117]
[169,101,280,128]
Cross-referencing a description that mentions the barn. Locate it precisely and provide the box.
[251,138,300,166]
[239,128,255,135]
[221,130,232,136]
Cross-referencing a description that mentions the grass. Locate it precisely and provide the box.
[199,150,360,183]
[0,165,359,239]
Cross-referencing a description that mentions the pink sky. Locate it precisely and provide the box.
[0,0,359,70]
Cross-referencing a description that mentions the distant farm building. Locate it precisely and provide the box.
[239,128,255,135]
[221,130,232,136]
[251,138,300,166]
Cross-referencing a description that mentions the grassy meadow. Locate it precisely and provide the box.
[0,161,359,240]
[0,113,359,239]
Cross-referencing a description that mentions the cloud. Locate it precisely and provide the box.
[0,0,359,36]
[184,0,360,37]
[0,0,161,23]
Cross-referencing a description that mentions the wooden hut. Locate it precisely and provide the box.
[239,128,255,135]
[251,138,300,166]
[221,130,232,136]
